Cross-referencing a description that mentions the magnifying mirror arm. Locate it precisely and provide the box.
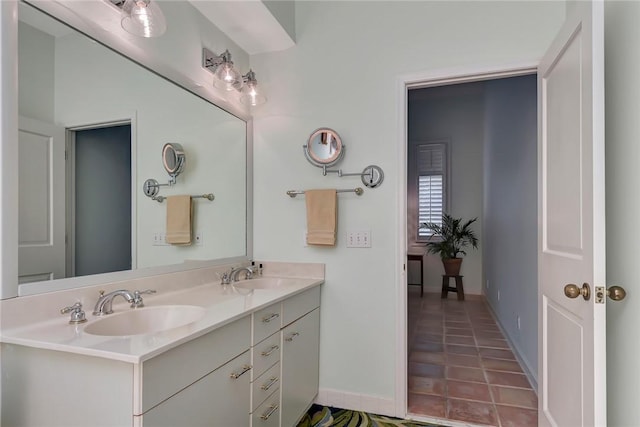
[322,165,342,176]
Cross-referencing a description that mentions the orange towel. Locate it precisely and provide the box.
[166,195,193,245]
[305,189,337,246]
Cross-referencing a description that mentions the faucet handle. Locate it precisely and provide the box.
[60,302,87,324]
[219,271,232,285]
[131,289,156,308]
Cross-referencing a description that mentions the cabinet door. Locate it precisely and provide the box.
[142,351,251,427]
[281,308,320,427]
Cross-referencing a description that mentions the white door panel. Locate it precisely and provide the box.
[18,116,66,283]
[538,1,605,426]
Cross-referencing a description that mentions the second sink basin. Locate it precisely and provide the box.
[84,305,206,337]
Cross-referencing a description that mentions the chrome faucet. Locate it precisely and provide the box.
[229,266,254,282]
[92,289,156,315]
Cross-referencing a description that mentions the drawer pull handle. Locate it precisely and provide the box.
[262,313,280,323]
[261,345,279,357]
[260,376,279,391]
[260,403,279,420]
[230,365,252,379]
[285,332,300,342]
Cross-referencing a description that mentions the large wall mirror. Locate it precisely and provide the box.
[13,1,250,297]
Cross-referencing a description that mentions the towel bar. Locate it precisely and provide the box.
[286,188,364,198]
[151,193,215,203]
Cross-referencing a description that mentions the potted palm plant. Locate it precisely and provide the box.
[420,213,478,276]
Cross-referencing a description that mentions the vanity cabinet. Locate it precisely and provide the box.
[1,284,322,427]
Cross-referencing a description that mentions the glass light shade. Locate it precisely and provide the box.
[240,82,267,106]
[213,63,241,92]
[121,0,167,38]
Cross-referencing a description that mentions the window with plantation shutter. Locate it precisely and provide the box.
[416,143,447,240]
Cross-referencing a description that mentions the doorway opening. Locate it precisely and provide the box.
[67,122,132,278]
[402,72,539,426]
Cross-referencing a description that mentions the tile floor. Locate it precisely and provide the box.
[407,288,538,427]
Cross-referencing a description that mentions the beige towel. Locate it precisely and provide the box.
[166,195,193,245]
[305,189,337,246]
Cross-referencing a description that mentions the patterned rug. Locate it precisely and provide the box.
[297,404,445,427]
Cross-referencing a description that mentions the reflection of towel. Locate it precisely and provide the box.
[305,189,337,246]
[166,195,193,245]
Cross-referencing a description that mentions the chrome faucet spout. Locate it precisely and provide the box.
[229,266,254,282]
[92,290,136,316]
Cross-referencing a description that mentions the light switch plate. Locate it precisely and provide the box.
[346,230,371,248]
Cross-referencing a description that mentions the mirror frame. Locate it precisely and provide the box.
[1,1,254,298]
[304,127,345,168]
[162,143,186,180]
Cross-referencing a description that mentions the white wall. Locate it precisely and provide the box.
[604,3,640,425]
[408,83,484,295]
[483,75,538,383]
[17,22,53,123]
[251,0,564,406]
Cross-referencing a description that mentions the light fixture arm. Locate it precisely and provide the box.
[203,48,233,72]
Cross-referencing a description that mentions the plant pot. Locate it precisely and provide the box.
[442,258,462,276]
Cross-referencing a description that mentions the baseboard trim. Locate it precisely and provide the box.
[314,388,396,417]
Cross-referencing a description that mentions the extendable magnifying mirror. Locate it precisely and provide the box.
[303,128,345,168]
[303,128,384,188]
[143,143,187,198]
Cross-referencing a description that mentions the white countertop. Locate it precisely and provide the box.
[1,276,323,364]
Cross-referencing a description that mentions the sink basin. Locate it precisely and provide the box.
[232,278,295,290]
[84,305,206,336]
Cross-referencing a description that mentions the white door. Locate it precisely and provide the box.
[18,116,66,284]
[538,1,605,426]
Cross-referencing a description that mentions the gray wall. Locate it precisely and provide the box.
[74,125,131,276]
[483,75,538,383]
[408,83,485,295]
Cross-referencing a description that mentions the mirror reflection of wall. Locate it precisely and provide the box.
[17,2,247,292]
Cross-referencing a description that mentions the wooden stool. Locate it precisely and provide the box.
[441,275,464,300]
[407,254,424,297]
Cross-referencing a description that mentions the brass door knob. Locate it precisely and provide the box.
[564,283,591,301]
[607,285,627,301]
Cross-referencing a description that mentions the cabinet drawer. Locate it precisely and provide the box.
[252,331,280,379]
[252,362,280,411]
[282,286,320,327]
[141,316,251,414]
[253,302,282,344]
[251,388,280,427]
[142,351,251,427]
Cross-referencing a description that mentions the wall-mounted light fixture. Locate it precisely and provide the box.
[110,0,167,38]
[203,48,267,106]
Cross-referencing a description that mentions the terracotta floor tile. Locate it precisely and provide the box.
[409,362,445,378]
[445,327,474,337]
[447,380,492,402]
[414,332,444,344]
[479,347,516,360]
[481,357,523,373]
[491,385,538,409]
[474,330,505,339]
[446,344,479,356]
[446,366,486,383]
[446,335,476,346]
[496,404,538,427]
[485,370,531,388]
[446,354,482,368]
[407,292,532,426]
[447,398,498,426]
[408,393,446,418]
[476,337,510,348]
[413,341,444,353]
[409,376,446,396]
[410,351,445,365]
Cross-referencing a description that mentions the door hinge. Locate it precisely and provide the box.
[595,286,606,304]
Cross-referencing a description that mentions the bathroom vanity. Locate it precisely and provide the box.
[1,263,323,427]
